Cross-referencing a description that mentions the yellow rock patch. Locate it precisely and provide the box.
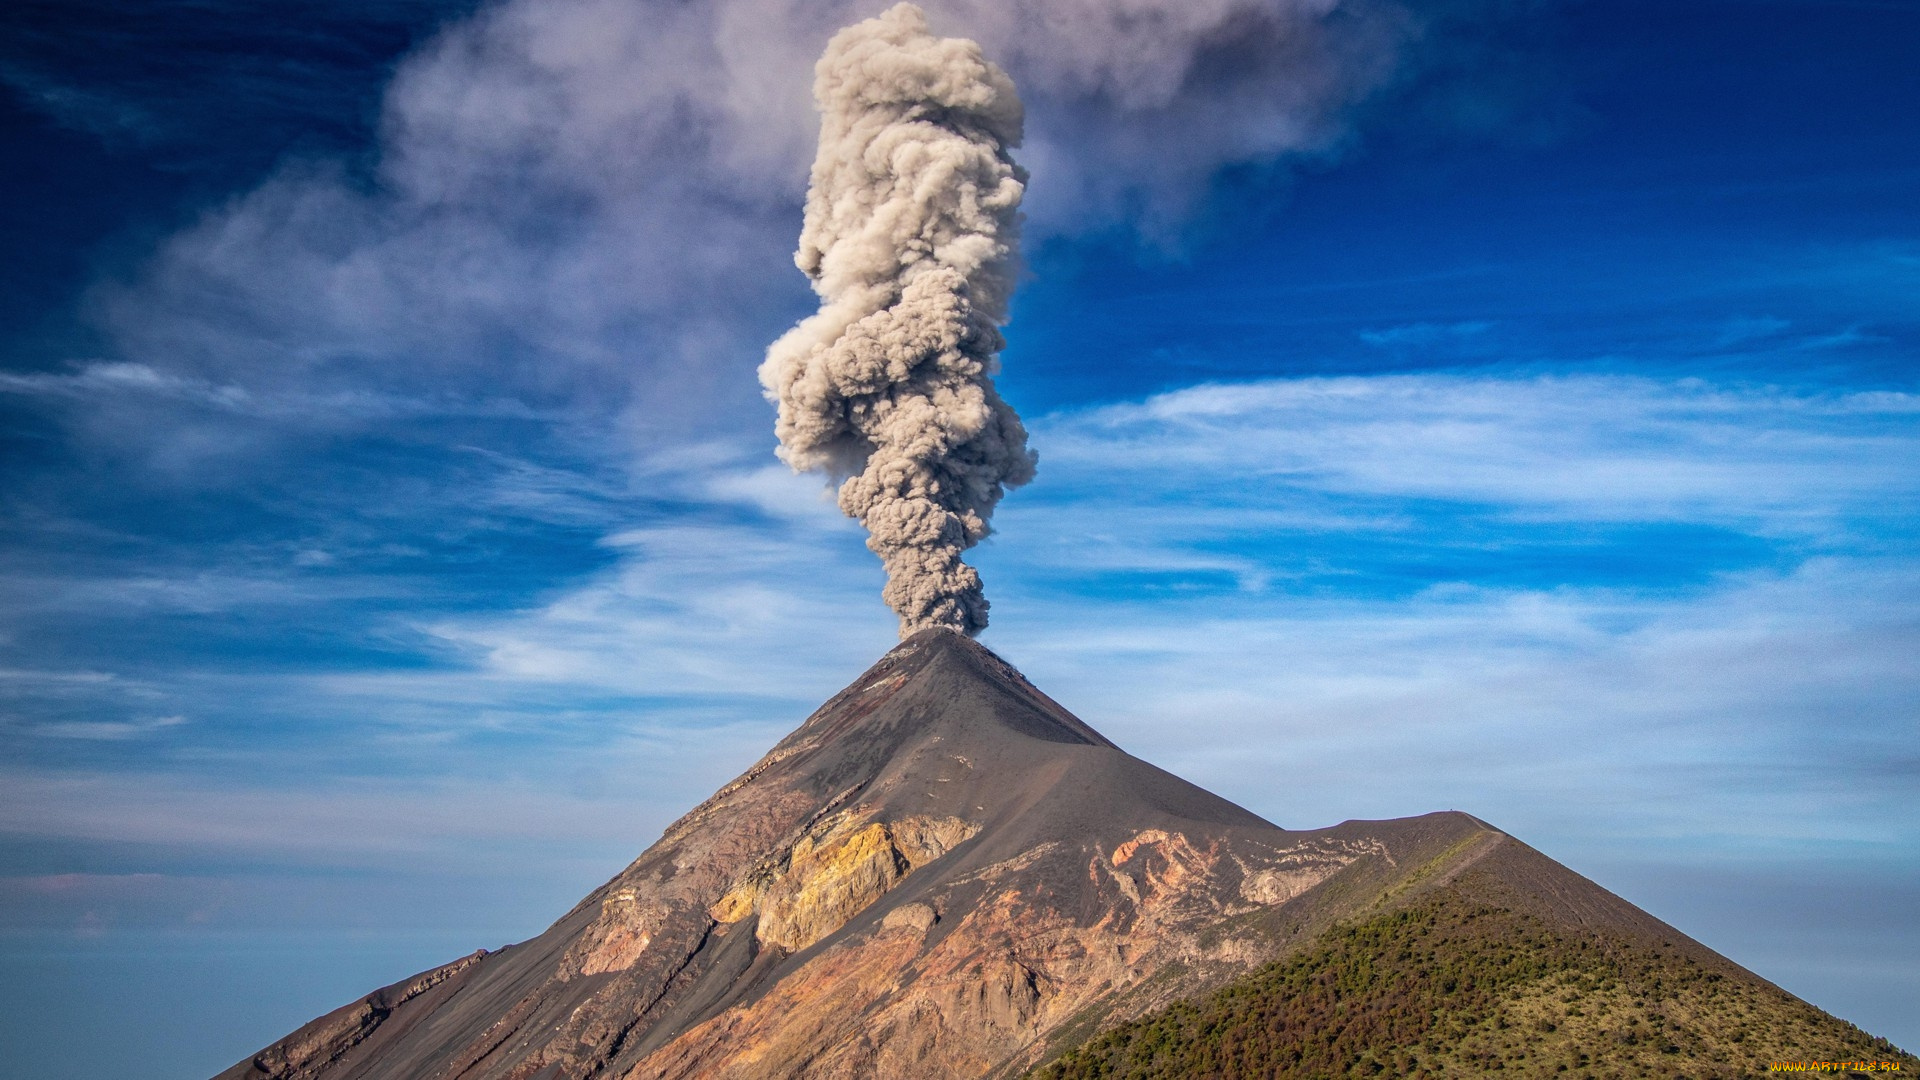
[708,810,978,953]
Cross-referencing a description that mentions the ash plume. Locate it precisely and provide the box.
[761,3,1036,639]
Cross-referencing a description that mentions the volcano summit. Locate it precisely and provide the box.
[217,631,1913,1079]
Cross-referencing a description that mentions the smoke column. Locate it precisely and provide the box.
[761,3,1035,639]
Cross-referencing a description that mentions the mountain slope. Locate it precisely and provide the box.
[216,630,1911,1080]
[1028,880,1918,1078]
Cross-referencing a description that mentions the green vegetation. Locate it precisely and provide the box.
[1027,889,1917,1079]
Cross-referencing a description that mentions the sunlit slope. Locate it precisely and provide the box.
[1029,882,1917,1079]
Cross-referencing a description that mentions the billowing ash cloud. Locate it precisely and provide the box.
[761,4,1036,639]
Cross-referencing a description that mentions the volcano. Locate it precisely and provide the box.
[219,630,1913,1079]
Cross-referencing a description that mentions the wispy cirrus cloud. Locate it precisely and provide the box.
[1359,319,1495,348]
[0,361,543,423]
[1,372,1914,963]
[28,715,186,742]
[993,559,1920,839]
[966,373,1920,864]
[1033,374,1920,527]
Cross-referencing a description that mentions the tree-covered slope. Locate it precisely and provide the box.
[1028,887,1916,1079]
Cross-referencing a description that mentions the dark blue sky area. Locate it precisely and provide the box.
[1006,0,1920,406]
[0,0,478,357]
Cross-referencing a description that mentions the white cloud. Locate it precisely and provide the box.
[940,372,1920,866]
[984,557,1920,860]
[1359,319,1494,347]
[30,715,187,741]
[418,515,892,696]
[248,372,1914,874]
[2,371,1914,992]
[1035,374,1920,529]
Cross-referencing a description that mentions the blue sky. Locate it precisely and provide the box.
[2,0,1916,1076]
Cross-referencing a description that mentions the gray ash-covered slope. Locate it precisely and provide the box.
[219,629,1873,1080]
